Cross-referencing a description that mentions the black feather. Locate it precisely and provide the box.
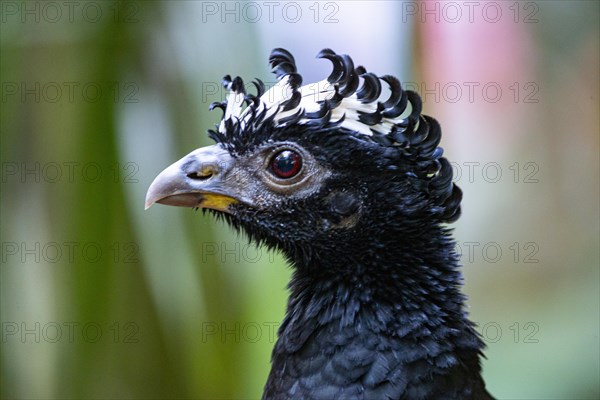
[201,48,493,400]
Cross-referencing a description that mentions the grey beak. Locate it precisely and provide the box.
[145,145,240,212]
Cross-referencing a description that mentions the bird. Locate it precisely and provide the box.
[145,48,494,400]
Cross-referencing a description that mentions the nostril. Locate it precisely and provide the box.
[184,161,220,181]
[187,167,214,180]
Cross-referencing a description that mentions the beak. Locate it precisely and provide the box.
[145,145,242,213]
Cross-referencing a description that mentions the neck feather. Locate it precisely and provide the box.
[263,233,489,399]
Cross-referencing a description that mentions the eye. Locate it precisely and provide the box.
[270,149,302,179]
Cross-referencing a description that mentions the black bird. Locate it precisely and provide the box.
[146,48,494,400]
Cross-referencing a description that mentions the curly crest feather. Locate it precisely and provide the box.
[207,48,461,223]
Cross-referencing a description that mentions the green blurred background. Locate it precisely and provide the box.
[1,1,598,399]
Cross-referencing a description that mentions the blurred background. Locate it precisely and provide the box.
[1,1,598,399]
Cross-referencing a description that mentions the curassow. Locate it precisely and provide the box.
[146,48,494,399]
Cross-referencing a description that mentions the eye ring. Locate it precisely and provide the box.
[269,149,303,179]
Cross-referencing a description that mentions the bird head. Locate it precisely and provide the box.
[146,48,462,268]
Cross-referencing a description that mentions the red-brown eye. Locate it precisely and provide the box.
[270,150,302,179]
